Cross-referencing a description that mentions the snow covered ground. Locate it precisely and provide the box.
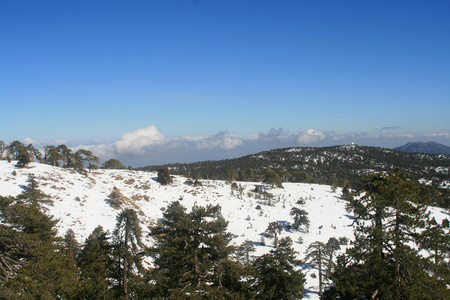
[0,161,448,299]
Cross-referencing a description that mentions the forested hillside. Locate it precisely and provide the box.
[140,144,450,208]
[0,161,448,299]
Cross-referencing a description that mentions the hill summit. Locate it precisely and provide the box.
[394,141,450,154]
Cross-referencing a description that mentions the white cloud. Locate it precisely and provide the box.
[197,131,243,150]
[23,138,38,145]
[296,129,327,144]
[256,128,284,143]
[115,125,166,156]
[425,132,450,138]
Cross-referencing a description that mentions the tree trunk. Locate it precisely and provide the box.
[124,231,129,300]
[318,247,322,296]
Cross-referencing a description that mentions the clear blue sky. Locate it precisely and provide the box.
[1,0,449,165]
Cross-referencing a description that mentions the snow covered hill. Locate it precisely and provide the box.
[0,161,447,299]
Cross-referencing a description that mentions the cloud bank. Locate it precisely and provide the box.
[22,125,449,167]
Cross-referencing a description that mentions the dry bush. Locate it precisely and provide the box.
[124,178,135,185]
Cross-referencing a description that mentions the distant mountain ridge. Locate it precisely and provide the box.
[140,144,450,207]
[394,141,450,155]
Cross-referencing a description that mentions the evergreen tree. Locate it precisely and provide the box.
[58,144,73,168]
[263,168,283,188]
[266,221,283,247]
[418,217,450,290]
[157,167,173,185]
[304,241,328,296]
[7,141,32,168]
[237,239,256,271]
[330,169,449,299]
[63,228,80,257]
[77,226,114,299]
[75,149,99,173]
[0,196,24,285]
[0,191,79,298]
[0,141,5,160]
[290,207,310,231]
[112,209,144,299]
[26,144,42,163]
[253,237,305,299]
[102,158,126,170]
[107,186,125,209]
[149,201,244,298]
[44,145,62,166]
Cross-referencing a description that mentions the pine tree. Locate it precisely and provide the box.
[330,169,449,299]
[43,145,62,166]
[26,144,42,163]
[266,221,283,247]
[253,237,305,299]
[238,239,256,270]
[304,241,328,296]
[58,144,73,168]
[290,207,310,231]
[102,159,126,170]
[75,149,100,173]
[262,168,283,188]
[157,167,173,185]
[112,209,143,299]
[0,191,79,298]
[149,201,244,298]
[107,186,125,209]
[77,226,114,299]
[0,141,5,160]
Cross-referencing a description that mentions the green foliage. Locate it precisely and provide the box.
[0,191,79,298]
[290,207,309,231]
[149,201,244,298]
[304,241,328,296]
[107,187,125,209]
[263,168,283,188]
[157,167,173,185]
[138,145,450,207]
[237,239,256,269]
[43,145,62,166]
[253,237,305,299]
[102,158,126,169]
[77,226,114,299]
[329,169,450,299]
[74,149,100,174]
[112,208,144,299]
[266,221,283,247]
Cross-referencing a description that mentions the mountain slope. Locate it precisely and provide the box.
[0,161,447,298]
[394,141,450,155]
[140,144,450,193]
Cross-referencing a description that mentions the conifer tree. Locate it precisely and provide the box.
[77,226,114,299]
[0,190,79,298]
[102,158,126,169]
[238,239,256,271]
[304,241,328,296]
[290,207,310,231]
[263,168,283,188]
[26,144,42,163]
[58,144,73,168]
[112,209,143,299]
[157,167,173,185]
[253,237,305,299]
[0,141,5,160]
[43,145,62,166]
[266,221,283,247]
[149,201,244,298]
[329,169,449,299]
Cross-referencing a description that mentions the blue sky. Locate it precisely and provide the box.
[1,0,449,166]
